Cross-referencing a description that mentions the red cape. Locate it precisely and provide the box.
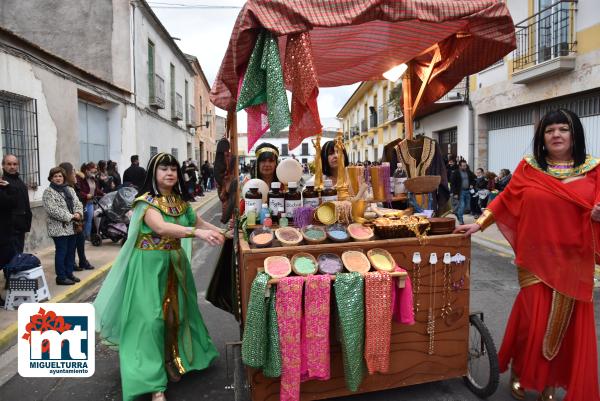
[488,160,600,302]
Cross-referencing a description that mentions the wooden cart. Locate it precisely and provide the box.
[233,234,498,401]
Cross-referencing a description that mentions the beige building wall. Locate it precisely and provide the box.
[188,56,216,164]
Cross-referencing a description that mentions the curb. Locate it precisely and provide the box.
[472,235,514,258]
[0,193,219,353]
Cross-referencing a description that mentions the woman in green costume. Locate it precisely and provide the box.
[94,153,223,401]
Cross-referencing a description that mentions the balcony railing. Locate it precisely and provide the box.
[360,119,367,132]
[437,77,468,102]
[513,0,576,72]
[369,113,377,129]
[149,74,165,109]
[350,125,360,137]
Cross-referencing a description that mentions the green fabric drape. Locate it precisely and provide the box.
[236,29,290,134]
[263,286,282,378]
[334,272,365,392]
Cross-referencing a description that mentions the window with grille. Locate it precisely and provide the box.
[150,146,158,158]
[301,143,308,155]
[171,148,178,160]
[281,144,288,156]
[0,92,40,188]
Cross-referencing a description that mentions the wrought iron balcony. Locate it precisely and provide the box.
[513,1,577,72]
[437,77,468,102]
[173,93,183,121]
[360,119,367,132]
[149,74,165,109]
[187,105,196,127]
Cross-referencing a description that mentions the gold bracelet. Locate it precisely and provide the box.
[185,227,196,238]
[475,209,494,232]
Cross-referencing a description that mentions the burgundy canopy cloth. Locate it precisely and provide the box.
[210,0,516,112]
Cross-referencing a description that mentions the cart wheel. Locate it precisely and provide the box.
[225,342,251,401]
[464,313,500,398]
[91,234,102,247]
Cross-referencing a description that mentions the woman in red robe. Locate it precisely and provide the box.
[456,109,600,401]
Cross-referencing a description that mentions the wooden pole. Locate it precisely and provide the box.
[228,110,240,207]
[402,61,413,140]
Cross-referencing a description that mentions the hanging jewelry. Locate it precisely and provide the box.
[427,252,438,355]
[451,253,466,292]
[411,252,422,314]
[441,253,453,319]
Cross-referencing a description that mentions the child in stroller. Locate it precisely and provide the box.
[90,187,137,246]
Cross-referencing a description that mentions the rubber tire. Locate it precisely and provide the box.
[464,314,500,398]
[91,234,103,247]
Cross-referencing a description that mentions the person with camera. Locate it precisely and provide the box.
[42,167,84,285]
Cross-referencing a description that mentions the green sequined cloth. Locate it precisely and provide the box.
[241,273,282,376]
[334,272,365,392]
[242,272,269,368]
[263,287,282,378]
[236,29,290,134]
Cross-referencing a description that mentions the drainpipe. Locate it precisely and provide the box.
[131,1,137,105]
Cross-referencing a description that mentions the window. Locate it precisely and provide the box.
[0,92,40,188]
[281,144,289,156]
[171,148,178,160]
[150,146,158,158]
[170,63,175,118]
[301,143,308,155]
[148,40,155,102]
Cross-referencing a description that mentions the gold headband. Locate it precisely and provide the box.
[255,147,279,159]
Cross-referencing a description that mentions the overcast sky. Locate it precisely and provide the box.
[150,0,359,132]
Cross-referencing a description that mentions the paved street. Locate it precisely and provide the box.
[1,201,598,400]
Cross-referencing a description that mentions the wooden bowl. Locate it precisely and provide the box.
[264,256,291,279]
[326,224,350,242]
[317,253,344,275]
[315,202,337,225]
[341,250,371,274]
[249,227,274,248]
[366,248,395,272]
[347,223,374,241]
[428,217,456,235]
[301,225,327,245]
[275,227,303,246]
[291,253,318,276]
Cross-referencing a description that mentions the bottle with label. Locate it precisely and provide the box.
[284,181,302,221]
[302,184,320,208]
[268,182,285,217]
[259,203,270,224]
[277,207,286,226]
[393,163,407,195]
[279,212,289,227]
[246,207,257,226]
[245,184,262,216]
[321,179,338,202]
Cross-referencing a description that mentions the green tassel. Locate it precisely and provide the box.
[263,287,282,377]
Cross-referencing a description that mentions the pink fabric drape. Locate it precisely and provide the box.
[391,266,415,325]
[236,69,269,152]
[301,274,330,382]
[276,276,304,401]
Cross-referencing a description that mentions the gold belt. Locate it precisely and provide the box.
[517,267,574,360]
[136,233,181,250]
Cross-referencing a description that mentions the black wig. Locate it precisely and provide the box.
[321,140,349,177]
[252,142,280,182]
[533,109,586,170]
[137,152,192,201]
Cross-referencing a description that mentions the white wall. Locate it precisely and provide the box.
[416,105,471,161]
[133,6,195,127]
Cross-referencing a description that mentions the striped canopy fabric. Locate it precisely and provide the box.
[210,0,516,112]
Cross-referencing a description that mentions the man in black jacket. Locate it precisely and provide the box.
[449,159,476,225]
[0,154,32,269]
[122,155,146,189]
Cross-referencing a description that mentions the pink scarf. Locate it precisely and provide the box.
[301,275,330,381]
[364,271,393,374]
[276,276,304,401]
[391,265,415,325]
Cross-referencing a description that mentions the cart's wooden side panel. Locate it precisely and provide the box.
[240,235,471,401]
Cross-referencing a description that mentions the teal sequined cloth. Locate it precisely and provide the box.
[334,272,365,392]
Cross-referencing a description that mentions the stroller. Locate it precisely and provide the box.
[90,186,137,246]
